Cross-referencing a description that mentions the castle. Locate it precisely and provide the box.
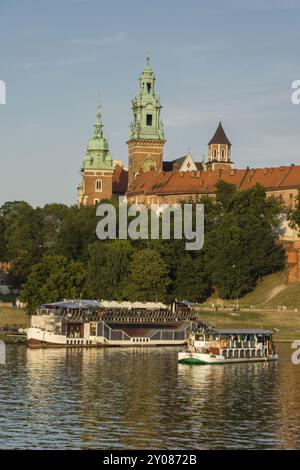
[77,58,300,282]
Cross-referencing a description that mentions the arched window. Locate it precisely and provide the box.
[213,149,217,159]
[95,179,102,192]
[221,149,225,159]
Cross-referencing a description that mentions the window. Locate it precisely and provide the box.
[94,198,100,205]
[221,149,225,159]
[146,114,153,126]
[147,82,151,93]
[95,179,102,192]
[213,149,217,159]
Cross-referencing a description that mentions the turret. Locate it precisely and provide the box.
[206,120,233,171]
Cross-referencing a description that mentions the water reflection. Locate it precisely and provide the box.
[0,344,299,449]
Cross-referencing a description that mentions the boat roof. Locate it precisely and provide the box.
[41,300,101,310]
[208,328,272,335]
[40,299,169,310]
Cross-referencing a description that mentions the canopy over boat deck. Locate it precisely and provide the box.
[37,299,196,323]
[207,328,273,336]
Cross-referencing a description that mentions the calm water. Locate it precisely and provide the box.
[0,343,300,449]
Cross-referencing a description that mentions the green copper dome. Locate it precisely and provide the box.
[81,103,113,171]
[129,57,164,141]
[88,134,109,151]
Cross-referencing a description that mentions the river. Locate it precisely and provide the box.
[0,343,299,449]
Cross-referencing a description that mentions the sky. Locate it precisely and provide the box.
[1,0,300,207]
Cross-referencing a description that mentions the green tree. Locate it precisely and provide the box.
[2,201,44,279]
[122,248,170,302]
[204,182,285,299]
[288,190,300,233]
[173,254,212,303]
[40,203,70,253]
[55,205,98,261]
[0,216,7,261]
[20,255,86,313]
[86,240,134,300]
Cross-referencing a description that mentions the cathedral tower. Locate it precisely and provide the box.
[206,120,232,171]
[127,57,165,186]
[77,103,114,206]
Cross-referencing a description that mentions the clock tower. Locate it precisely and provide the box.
[127,57,165,186]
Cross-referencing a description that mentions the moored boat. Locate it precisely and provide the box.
[178,328,278,365]
[25,299,199,348]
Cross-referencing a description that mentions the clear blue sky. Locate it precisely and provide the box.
[1,0,300,207]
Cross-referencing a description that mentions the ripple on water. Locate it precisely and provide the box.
[0,344,299,449]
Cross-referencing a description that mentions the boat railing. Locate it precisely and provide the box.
[97,322,131,341]
[150,322,197,342]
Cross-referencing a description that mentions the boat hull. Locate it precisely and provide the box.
[26,327,188,348]
[178,351,279,365]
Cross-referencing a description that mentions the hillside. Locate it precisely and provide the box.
[203,270,300,310]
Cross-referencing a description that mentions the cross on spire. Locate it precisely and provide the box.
[94,98,103,138]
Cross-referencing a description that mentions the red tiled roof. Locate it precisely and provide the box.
[112,164,128,195]
[127,165,300,197]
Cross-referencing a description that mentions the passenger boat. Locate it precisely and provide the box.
[178,328,278,365]
[25,300,198,348]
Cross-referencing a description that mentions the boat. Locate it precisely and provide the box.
[25,299,199,348]
[178,328,278,365]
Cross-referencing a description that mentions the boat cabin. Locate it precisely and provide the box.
[191,328,276,359]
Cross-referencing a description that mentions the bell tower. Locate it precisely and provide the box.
[206,120,233,171]
[127,57,165,186]
[77,103,114,206]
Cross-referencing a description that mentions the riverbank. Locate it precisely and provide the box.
[0,306,28,327]
[0,306,29,344]
[1,305,299,343]
[197,309,300,342]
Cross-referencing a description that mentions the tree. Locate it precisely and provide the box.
[86,240,133,300]
[0,216,7,261]
[173,254,212,303]
[2,201,44,279]
[204,182,285,299]
[40,203,70,253]
[122,248,170,302]
[55,205,98,261]
[20,255,86,313]
[288,190,300,233]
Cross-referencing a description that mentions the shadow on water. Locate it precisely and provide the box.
[0,344,299,449]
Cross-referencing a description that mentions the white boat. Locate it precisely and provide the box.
[25,300,198,348]
[178,328,278,365]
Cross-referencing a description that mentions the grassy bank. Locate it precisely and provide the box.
[0,306,29,343]
[197,309,300,342]
[0,306,29,327]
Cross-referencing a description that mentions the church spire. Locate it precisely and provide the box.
[93,102,104,139]
[208,120,231,147]
[129,57,164,141]
[206,120,233,171]
[78,99,114,207]
[127,58,165,186]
